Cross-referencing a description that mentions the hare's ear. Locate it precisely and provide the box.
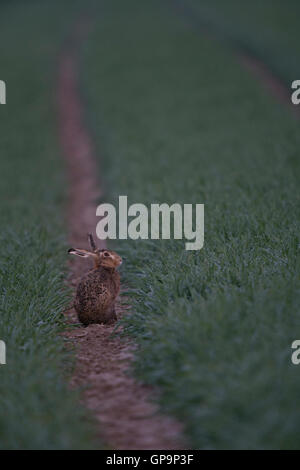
[68,248,94,258]
[88,233,97,252]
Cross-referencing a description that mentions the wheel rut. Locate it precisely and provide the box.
[57,20,184,450]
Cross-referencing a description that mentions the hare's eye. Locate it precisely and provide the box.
[103,252,110,257]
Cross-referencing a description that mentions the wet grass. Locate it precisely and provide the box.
[83,0,300,449]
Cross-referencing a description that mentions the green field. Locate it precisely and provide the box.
[83,0,300,449]
[0,1,96,449]
[1,0,300,450]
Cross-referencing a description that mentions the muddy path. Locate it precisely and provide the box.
[57,22,183,450]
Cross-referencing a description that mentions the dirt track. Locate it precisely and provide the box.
[239,54,300,118]
[57,22,183,450]
[172,0,299,118]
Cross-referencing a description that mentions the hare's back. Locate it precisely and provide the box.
[76,269,114,309]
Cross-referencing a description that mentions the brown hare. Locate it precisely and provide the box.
[68,234,122,325]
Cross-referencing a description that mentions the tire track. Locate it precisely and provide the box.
[57,21,184,450]
[171,0,300,118]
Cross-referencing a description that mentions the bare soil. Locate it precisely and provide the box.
[57,24,184,450]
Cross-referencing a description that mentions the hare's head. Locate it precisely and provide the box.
[68,234,122,269]
[98,249,122,268]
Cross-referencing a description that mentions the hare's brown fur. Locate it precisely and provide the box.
[75,265,120,325]
[68,235,122,325]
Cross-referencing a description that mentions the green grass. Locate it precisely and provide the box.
[0,1,97,449]
[184,0,300,85]
[83,0,300,449]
